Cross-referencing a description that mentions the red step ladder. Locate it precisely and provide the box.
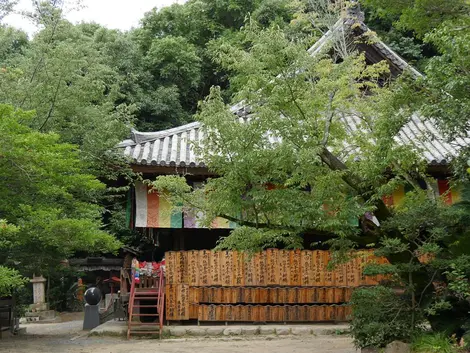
[127,267,165,339]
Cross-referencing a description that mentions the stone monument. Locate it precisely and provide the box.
[22,275,55,322]
[30,275,47,311]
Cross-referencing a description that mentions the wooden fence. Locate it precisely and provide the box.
[165,249,387,322]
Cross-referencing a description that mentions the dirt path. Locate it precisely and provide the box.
[1,335,357,353]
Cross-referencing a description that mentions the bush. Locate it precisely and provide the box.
[350,286,422,348]
[411,332,458,353]
[0,266,27,298]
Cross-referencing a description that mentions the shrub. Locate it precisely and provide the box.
[350,286,422,348]
[411,332,458,353]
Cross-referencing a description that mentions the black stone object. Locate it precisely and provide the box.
[84,287,102,306]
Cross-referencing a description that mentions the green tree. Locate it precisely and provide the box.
[130,0,298,130]
[152,19,470,343]
[0,104,120,284]
[0,3,134,175]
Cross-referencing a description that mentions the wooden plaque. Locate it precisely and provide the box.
[277,287,287,303]
[344,287,353,302]
[165,251,177,285]
[258,305,267,322]
[210,251,222,286]
[334,287,345,303]
[357,251,368,286]
[177,251,188,284]
[301,250,314,286]
[266,249,279,286]
[279,249,290,286]
[254,251,267,286]
[300,305,309,321]
[233,251,245,286]
[324,252,335,286]
[277,305,286,322]
[199,250,211,286]
[312,251,325,286]
[317,305,326,321]
[221,250,234,286]
[215,305,224,321]
[198,305,207,321]
[187,250,200,286]
[176,284,189,320]
[207,304,216,321]
[308,305,317,321]
[225,305,234,321]
[335,305,345,321]
[334,263,347,287]
[325,287,335,303]
[189,304,198,319]
[234,305,243,321]
[317,287,326,303]
[287,287,298,303]
[346,256,360,287]
[290,250,302,286]
[244,253,256,286]
[214,287,223,303]
[325,305,335,321]
[166,284,177,320]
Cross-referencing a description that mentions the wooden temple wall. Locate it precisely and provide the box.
[165,249,387,323]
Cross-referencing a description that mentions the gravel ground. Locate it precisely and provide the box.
[1,318,357,353]
[1,335,357,353]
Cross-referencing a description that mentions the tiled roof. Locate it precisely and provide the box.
[117,122,205,167]
[117,11,468,168]
[308,17,422,78]
[340,115,470,165]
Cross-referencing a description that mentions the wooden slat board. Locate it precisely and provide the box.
[165,249,384,323]
[165,249,383,288]
[196,304,352,322]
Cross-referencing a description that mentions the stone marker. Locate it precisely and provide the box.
[30,275,47,311]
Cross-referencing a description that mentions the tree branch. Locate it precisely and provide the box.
[321,91,337,147]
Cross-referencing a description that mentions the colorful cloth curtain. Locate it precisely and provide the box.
[183,182,237,229]
[134,181,182,228]
[383,179,461,207]
[133,181,236,229]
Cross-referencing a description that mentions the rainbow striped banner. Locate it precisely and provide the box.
[134,181,182,228]
[184,182,237,229]
[383,179,461,207]
[183,209,237,229]
[432,179,461,205]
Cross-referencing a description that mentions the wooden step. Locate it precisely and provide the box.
[133,305,159,308]
[134,297,160,300]
[131,313,160,317]
[129,322,161,326]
